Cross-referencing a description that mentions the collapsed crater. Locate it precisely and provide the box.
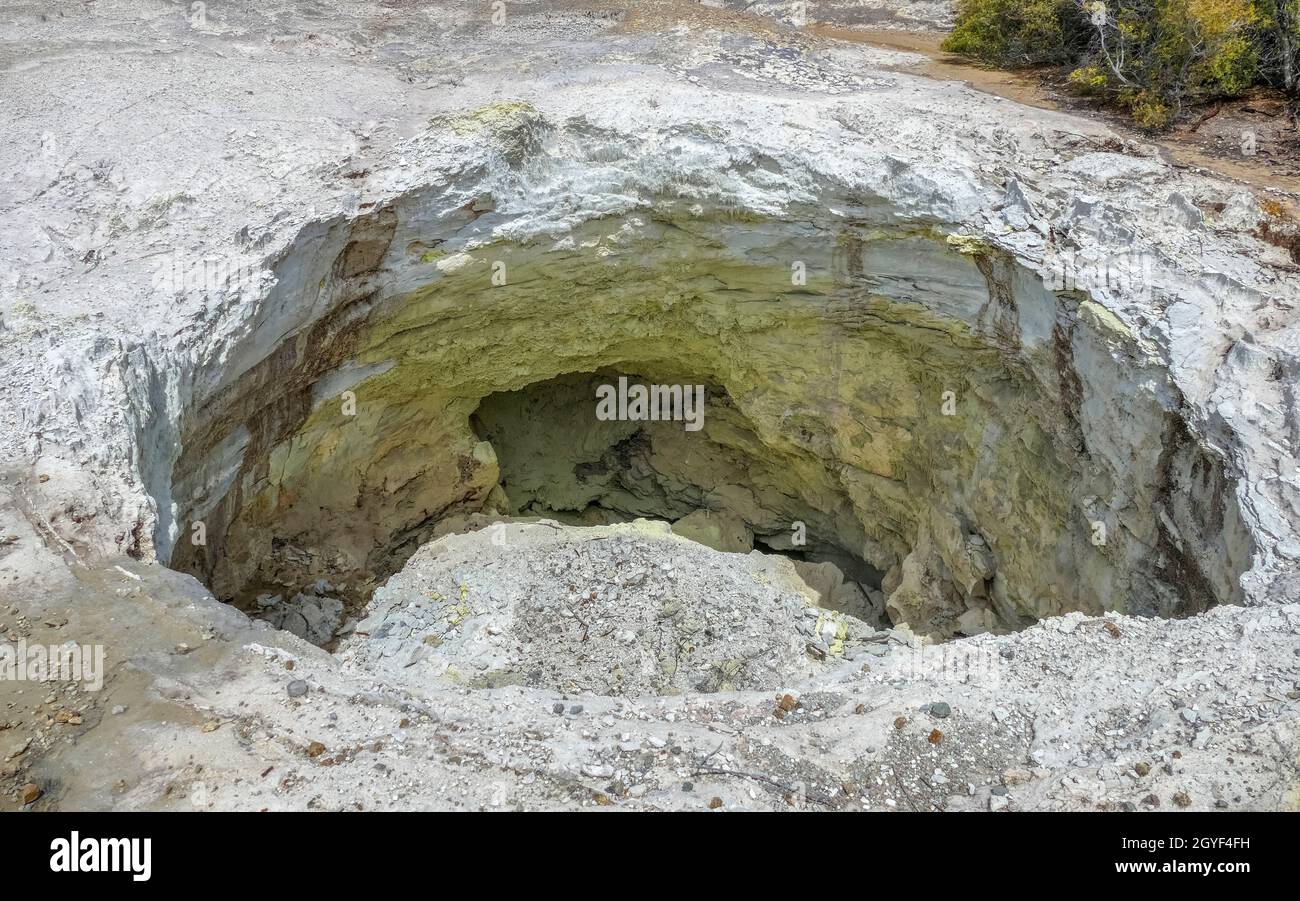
[158,203,1254,648]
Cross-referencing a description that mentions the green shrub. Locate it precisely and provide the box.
[946,0,1271,126]
[1066,63,1110,91]
[942,0,1089,66]
[1127,90,1176,126]
[1202,34,1260,94]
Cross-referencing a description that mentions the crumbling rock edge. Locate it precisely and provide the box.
[10,519,1300,811]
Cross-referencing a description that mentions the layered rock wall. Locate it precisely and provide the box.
[163,188,1253,637]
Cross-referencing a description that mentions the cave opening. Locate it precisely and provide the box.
[469,369,892,628]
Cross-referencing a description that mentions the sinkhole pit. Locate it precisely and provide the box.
[155,206,1254,646]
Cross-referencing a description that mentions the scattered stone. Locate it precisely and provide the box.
[708,796,723,809]
[306,741,327,758]
[1103,622,1122,639]
[1134,761,1150,777]
[956,607,994,636]
[894,716,907,729]
[928,728,943,744]
[1173,791,1192,808]
[200,720,220,733]
[929,701,951,719]
[551,702,565,714]
[991,784,1008,796]
[258,592,345,647]
[20,783,41,805]
[286,680,309,698]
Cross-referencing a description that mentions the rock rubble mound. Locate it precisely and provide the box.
[342,520,886,696]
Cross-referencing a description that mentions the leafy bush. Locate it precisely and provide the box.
[1066,63,1110,91]
[1126,90,1176,127]
[942,0,1090,66]
[945,0,1294,126]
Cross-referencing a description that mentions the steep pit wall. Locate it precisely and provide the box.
[159,199,1252,639]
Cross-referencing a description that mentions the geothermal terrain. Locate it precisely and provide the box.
[0,0,1297,811]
